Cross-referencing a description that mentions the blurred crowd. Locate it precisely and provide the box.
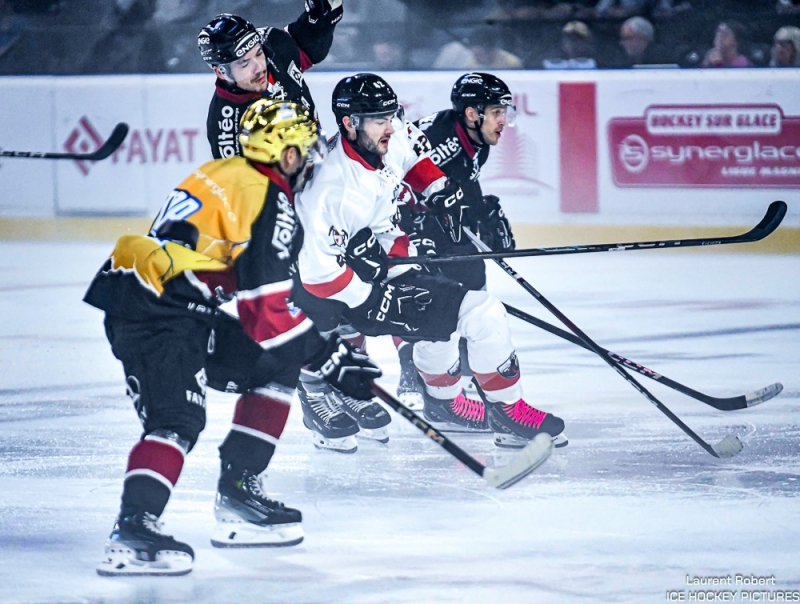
[1,0,799,75]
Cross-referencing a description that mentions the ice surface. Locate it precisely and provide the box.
[0,242,798,603]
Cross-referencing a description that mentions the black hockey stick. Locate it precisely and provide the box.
[0,122,129,161]
[463,229,743,459]
[392,201,787,265]
[503,303,783,411]
[371,384,553,489]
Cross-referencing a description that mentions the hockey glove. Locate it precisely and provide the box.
[305,0,343,24]
[425,181,469,244]
[308,335,381,400]
[359,281,433,334]
[478,195,515,252]
[345,227,388,283]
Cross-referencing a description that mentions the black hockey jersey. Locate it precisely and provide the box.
[84,157,323,358]
[206,13,336,159]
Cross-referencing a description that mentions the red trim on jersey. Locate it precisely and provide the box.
[238,288,307,345]
[214,79,262,103]
[387,232,410,258]
[302,266,356,299]
[341,137,381,171]
[252,163,293,198]
[195,267,238,299]
[418,368,461,388]
[454,120,477,158]
[404,157,445,193]
[298,47,313,72]
[233,392,290,440]
[126,439,184,487]
[472,369,522,392]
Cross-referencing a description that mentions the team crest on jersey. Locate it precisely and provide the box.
[268,80,287,100]
[393,182,415,207]
[497,352,520,379]
[328,226,349,249]
[287,60,302,86]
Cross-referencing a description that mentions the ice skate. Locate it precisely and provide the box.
[211,466,303,548]
[488,399,568,449]
[333,389,392,443]
[396,344,424,410]
[299,378,359,453]
[96,513,194,576]
[422,388,490,433]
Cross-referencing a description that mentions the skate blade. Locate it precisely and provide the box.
[494,432,569,449]
[355,426,389,443]
[311,432,358,453]
[211,521,304,548]
[397,392,424,411]
[96,547,193,576]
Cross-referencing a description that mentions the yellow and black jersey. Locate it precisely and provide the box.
[84,157,316,353]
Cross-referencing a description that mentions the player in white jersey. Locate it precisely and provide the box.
[294,73,567,450]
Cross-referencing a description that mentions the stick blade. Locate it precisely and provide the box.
[89,122,129,160]
[483,433,554,489]
[745,382,783,408]
[712,434,744,459]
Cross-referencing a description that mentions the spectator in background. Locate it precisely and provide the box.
[432,25,523,69]
[372,35,404,70]
[576,0,652,19]
[618,16,664,66]
[542,20,597,69]
[770,25,800,66]
[701,21,752,67]
[776,0,800,14]
[81,0,166,74]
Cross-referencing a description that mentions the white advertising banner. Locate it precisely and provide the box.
[0,70,797,226]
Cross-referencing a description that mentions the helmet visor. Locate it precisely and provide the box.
[486,101,517,127]
[350,106,405,131]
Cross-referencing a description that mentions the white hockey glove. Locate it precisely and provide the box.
[308,335,381,400]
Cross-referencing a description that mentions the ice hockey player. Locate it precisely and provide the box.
[85,99,381,576]
[293,73,566,452]
[198,1,342,159]
[395,72,518,416]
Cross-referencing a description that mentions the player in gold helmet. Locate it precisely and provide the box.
[86,99,381,576]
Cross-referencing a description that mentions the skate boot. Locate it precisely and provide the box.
[333,389,392,443]
[422,388,490,433]
[299,377,359,453]
[487,399,568,449]
[96,512,194,576]
[211,465,303,548]
[396,344,424,411]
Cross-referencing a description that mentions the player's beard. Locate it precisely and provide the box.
[357,130,383,155]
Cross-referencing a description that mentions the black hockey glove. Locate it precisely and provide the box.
[357,281,433,334]
[307,335,382,400]
[425,181,469,244]
[305,0,343,24]
[478,195,515,252]
[345,227,388,283]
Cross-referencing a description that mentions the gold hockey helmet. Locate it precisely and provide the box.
[239,99,321,165]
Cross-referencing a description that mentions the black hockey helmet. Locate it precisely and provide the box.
[451,72,516,125]
[332,73,403,131]
[198,14,265,72]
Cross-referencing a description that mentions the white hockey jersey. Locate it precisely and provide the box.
[296,120,446,309]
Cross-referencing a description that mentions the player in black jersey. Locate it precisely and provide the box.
[198,2,342,159]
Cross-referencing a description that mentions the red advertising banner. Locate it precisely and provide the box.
[608,104,800,188]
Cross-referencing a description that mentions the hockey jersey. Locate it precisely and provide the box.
[415,109,489,207]
[84,157,317,353]
[295,121,447,309]
[206,12,337,159]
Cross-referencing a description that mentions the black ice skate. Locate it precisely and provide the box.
[299,378,359,453]
[96,512,194,576]
[422,388,490,433]
[211,466,304,548]
[396,344,424,411]
[487,399,568,449]
[332,389,392,443]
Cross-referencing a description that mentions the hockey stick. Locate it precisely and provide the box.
[371,384,553,489]
[503,303,783,411]
[0,122,129,161]
[391,201,787,265]
[464,228,743,459]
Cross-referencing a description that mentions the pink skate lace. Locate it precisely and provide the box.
[504,400,547,428]
[451,391,486,421]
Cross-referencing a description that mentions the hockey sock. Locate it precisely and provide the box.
[120,434,186,517]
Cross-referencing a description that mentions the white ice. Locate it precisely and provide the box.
[0,241,798,604]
